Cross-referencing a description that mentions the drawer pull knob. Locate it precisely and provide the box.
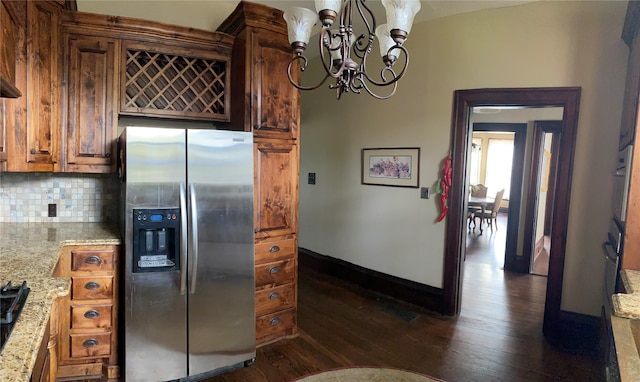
[82,339,99,348]
[84,281,100,290]
[84,255,102,265]
[268,292,280,300]
[269,317,281,326]
[268,266,280,274]
[84,310,100,319]
[269,245,280,253]
[30,148,36,154]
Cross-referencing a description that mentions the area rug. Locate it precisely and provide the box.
[293,367,444,382]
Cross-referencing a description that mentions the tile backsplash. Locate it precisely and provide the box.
[0,173,119,223]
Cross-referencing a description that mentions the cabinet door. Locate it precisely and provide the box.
[619,35,640,150]
[25,0,61,169]
[254,141,299,238]
[250,31,299,140]
[65,35,118,173]
[0,1,21,98]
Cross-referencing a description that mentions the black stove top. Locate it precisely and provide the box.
[0,281,30,351]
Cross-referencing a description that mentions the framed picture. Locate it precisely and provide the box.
[361,147,420,188]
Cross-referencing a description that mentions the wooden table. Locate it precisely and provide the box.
[468,196,495,234]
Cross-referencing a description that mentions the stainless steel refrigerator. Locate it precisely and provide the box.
[118,126,255,381]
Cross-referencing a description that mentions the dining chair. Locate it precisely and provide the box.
[470,184,488,198]
[468,184,488,218]
[475,189,505,233]
[467,210,476,233]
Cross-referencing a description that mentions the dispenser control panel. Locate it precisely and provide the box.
[132,208,180,273]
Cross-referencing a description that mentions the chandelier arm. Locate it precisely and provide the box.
[354,0,376,38]
[358,45,410,87]
[287,55,333,91]
[353,73,398,100]
[320,28,346,79]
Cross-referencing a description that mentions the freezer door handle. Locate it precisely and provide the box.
[189,183,199,294]
[180,183,188,295]
[603,240,619,263]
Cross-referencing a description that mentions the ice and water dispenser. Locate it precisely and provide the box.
[132,208,180,273]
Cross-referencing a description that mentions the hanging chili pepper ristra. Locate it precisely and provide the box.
[435,156,452,222]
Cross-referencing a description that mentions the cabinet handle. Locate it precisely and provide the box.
[84,281,100,290]
[30,148,36,154]
[105,153,111,158]
[84,310,100,319]
[268,266,280,274]
[84,255,102,265]
[269,245,280,253]
[269,317,281,326]
[82,339,99,348]
[268,292,280,300]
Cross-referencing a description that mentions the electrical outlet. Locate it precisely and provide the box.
[48,203,57,217]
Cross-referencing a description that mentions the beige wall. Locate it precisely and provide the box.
[299,1,628,316]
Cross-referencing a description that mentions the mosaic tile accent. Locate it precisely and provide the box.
[0,173,119,223]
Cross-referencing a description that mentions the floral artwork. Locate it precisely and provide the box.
[361,148,420,188]
[368,155,412,179]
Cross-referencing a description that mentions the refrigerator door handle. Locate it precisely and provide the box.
[189,183,199,294]
[180,183,188,295]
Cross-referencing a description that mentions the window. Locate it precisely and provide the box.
[469,138,482,185]
[485,138,513,199]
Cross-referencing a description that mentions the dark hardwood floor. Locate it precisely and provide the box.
[207,214,603,382]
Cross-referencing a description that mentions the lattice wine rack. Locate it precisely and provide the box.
[122,47,229,121]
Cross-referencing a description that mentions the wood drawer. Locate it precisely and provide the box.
[256,308,296,343]
[255,238,296,264]
[70,304,112,330]
[71,249,115,272]
[255,258,295,289]
[70,332,112,358]
[255,283,295,317]
[71,276,113,300]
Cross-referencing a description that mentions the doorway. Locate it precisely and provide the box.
[443,87,581,338]
[469,123,527,271]
[524,121,563,277]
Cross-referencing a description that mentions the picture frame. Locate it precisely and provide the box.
[361,147,420,188]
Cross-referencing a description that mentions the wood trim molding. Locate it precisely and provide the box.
[61,10,234,51]
[63,0,77,12]
[217,1,287,36]
[299,248,445,313]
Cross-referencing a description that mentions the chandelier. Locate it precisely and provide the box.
[283,0,421,100]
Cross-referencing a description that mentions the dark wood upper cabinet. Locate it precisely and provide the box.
[218,1,299,140]
[0,1,21,98]
[6,0,63,172]
[64,34,119,173]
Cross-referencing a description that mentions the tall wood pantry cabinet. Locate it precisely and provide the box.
[218,0,301,346]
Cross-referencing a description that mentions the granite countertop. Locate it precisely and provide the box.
[614,269,640,319]
[612,269,640,381]
[0,223,121,382]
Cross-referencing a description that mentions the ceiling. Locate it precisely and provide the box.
[76,1,535,34]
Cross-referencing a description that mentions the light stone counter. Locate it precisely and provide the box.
[612,269,640,381]
[0,223,120,382]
